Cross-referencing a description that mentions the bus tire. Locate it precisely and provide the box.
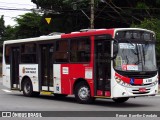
[22,78,35,97]
[112,97,129,103]
[75,82,94,104]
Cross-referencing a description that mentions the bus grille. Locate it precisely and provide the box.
[131,83,152,86]
[132,88,150,94]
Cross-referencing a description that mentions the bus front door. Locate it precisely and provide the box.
[10,47,20,89]
[95,40,111,96]
[40,44,54,91]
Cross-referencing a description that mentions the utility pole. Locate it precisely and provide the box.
[90,0,94,29]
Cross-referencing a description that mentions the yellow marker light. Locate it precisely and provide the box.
[41,91,52,95]
[45,18,51,24]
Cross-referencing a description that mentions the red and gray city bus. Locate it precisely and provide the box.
[2,28,158,103]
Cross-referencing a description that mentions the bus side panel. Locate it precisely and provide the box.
[19,64,39,92]
[53,64,61,94]
[60,64,72,95]
[2,64,11,88]
[61,64,94,96]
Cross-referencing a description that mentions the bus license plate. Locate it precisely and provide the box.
[139,88,146,92]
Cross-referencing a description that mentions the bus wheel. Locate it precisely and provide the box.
[22,78,34,97]
[75,82,94,104]
[54,94,68,98]
[112,97,129,103]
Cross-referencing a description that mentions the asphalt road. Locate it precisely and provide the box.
[0,78,160,119]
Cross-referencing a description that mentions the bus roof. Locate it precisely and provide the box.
[4,35,61,45]
[3,28,155,45]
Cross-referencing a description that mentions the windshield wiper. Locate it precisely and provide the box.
[125,39,140,65]
[126,56,129,64]
[142,45,146,65]
[126,39,134,46]
[134,44,140,65]
[126,39,138,55]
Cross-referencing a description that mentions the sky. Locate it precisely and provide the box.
[0,0,36,26]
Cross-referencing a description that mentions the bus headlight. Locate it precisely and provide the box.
[120,81,131,87]
[115,76,121,83]
[151,81,158,86]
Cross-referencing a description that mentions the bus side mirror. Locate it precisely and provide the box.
[111,39,118,60]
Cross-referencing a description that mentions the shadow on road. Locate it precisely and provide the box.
[8,93,153,108]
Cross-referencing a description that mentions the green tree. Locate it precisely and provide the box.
[0,15,5,61]
[3,11,64,40]
[31,0,160,31]
[31,0,91,32]
[0,15,5,44]
[14,12,42,39]
[3,25,17,40]
[131,18,160,40]
[31,0,89,11]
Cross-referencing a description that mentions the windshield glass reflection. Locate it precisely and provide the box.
[114,43,157,72]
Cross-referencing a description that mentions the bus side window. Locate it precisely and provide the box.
[21,43,37,63]
[5,45,11,64]
[54,40,69,62]
[70,38,90,62]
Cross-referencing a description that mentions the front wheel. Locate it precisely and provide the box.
[75,82,94,104]
[112,97,129,103]
[22,78,39,97]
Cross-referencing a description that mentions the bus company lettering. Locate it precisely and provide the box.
[23,68,36,74]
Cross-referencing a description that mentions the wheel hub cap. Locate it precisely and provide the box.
[78,87,89,100]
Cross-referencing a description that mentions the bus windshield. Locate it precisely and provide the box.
[114,42,157,72]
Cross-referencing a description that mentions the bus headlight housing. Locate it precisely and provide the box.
[151,81,158,86]
[115,76,121,83]
[115,76,131,87]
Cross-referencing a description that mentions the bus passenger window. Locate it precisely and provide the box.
[5,45,11,64]
[21,43,37,63]
[21,44,36,53]
[70,38,90,62]
[54,40,69,62]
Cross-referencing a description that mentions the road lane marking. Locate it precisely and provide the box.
[1,89,12,93]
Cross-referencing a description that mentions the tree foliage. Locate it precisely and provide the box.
[2,0,160,40]
[0,15,5,43]
[1,12,43,41]
[31,0,89,11]
[3,25,17,40]
[14,12,41,39]
[131,18,160,41]
[30,0,160,32]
